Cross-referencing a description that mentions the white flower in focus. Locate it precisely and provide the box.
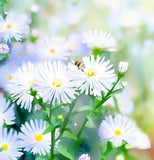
[7,62,36,112]
[18,119,51,155]
[81,30,117,51]
[35,61,77,105]
[118,61,128,73]
[78,154,90,160]
[0,12,30,42]
[36,37,70,60]
[0,43,9,54]
[0,96,15,127]
[98,114,139,147]
[69,55,116,96]
[0,127,23,160]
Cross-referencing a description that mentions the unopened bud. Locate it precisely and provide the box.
[118,61,128,73]
[0,43,9,54]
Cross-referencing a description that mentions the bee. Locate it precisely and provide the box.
[72,60,85,72]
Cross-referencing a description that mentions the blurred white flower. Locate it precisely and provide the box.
[31,4,40,13]
[116,154,124,160]
[118,61,128,73]
[0,95,15,127]
[18,119,51,155]
[132,129,151,149]
[0,43,9,54]
[81,30,117,51]
[7,62,37,112]
[69,55,116,96]
[98,114,139,147]
[68,34,90,56]
[0,127,23,160]
[0,12,30,42]
[36,37,70,60]
[35,61,78,105]
[78,154,90,160]
[105,87,134,115]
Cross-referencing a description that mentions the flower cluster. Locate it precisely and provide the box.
[0,2,152,159]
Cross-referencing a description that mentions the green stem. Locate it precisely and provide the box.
[113,96,121,113]
[95,78,120,110]
[77,118,88,138]
[51,103,66,111]
[59,100,76,138]
[51,129,55,160]
[1,2,5,19]
[49,102,55,159]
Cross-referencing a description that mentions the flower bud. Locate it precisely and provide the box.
[118,61,128,73]
[0,43,9,54]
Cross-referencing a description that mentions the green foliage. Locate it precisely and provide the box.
[57,145,74,160]
[0,148,4,152]
[43,124,55,135]
[62,130,78,141]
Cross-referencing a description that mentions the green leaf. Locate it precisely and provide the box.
[85,112,95,128]
[109,88,124,97]
[57,145,74,160]
[0,148,4,152]
[62,130,78,141]
[30,88,37,96]
[35,155,47,160]
[43,125,55,135]
[103,141,113,156]
[30,36,37,43]
[76,105,93,112]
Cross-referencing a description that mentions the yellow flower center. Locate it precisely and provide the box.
[35,133,43,141]
[115,129,122,136]
[28,80,34,85]
[86,68,95,77]
[1,144,9,151]
[119,103,125,109]
[8,75,13,80]
[52,79,62,87]
[6,24,12,29]
[50,48,55,54]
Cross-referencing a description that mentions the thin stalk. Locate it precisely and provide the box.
[51,129,55,160]
[51,103,65,111]
[113,96,121,113]
[95,78,120,110]
[77,118,88,138]
[57,100,76,140]
[49,102,55,159]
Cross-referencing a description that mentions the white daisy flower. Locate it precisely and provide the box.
[0,127,23,160]
[0,43,9,54]
[131,129,151,149]
[35,60,77,106]
[18,119,51,155]
[0,12,30,42]
[7,61,36,112]
[0,95,15,127]
[81,30,117,51]
[35,37,70,60]
[98,114,139,147]
[69,55,116,96]
[78,154,90,160]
